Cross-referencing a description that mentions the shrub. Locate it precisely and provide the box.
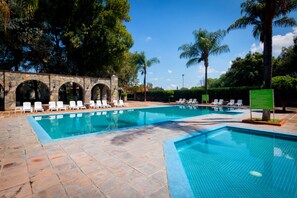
[272,76,297,111]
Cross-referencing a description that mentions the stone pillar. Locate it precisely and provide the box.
[84,79,92,103]
[110,75,118,102]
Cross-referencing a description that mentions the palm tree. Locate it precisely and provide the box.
[228,0,297,120]
[179,29,229,93]
[134,51,160,102]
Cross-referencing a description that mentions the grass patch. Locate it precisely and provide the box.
[249,118,282,123]
[242,118,286,126]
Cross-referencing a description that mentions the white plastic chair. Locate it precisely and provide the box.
[227,99,235,106]
[77,101,86,109]
[211,99,218,105]
[22,102,33,113]
[218,99,224,105]
[57,101,66,111]
[113,100,120,107]
[235,99,243,106]
[89,100,96,108]
[96,100,102,108]
[34,102,44,112]
[49,101,58,111]
[192,99,198,104]
[187,99,193,104]
[176,98,183,103]
[119,100,128,107]
[69,101,78,110]
[102,100,111,108]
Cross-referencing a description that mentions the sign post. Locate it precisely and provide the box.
[202,94,209,104]
[249,89,274,120]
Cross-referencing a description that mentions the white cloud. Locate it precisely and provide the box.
[197,65,220,74]
[167,78,171,81]
[148,71,153,75]
[220,71,226,75]
[152,77,158,81]
[250,27,297,56]
[228,61,232,68]
[168,70,172,74]
[167,84,177,90]
[145,36,152,42]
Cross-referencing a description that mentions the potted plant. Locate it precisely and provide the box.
[121,92,128,101]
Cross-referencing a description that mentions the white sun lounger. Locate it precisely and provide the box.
[69,101,78,110]
[57,101,67,111]
[96,100,102,108]
[211,99,218,105]
[49,101,58,111]
[77,101,86,109]
[34,101,44,112]
[102,100,111,108]
[119,100,128,107]
[235,99,243,106]
[22,102,33,113]
[227,99,235,106]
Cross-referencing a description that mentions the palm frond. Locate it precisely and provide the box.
[0,0,10,31]
[147,57,160,67]
[211,45,230,56]
[274,16,297,27]
[185,58,200,68]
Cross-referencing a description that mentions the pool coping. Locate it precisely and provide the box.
[27,105,245,144]
[163,125,297,198]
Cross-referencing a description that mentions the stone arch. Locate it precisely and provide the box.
[91,83,110,101]
[0,84,4,111]
[58,82,84,104]
[16,80,50,106]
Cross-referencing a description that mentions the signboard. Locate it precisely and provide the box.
[250,89,274,110]
[202,94,209,103]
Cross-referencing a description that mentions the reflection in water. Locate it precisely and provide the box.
[177,128,297,197]
[34,106,240,140]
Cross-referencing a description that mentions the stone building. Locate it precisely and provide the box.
[0,71,119,111]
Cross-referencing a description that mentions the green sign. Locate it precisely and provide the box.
[250,89,274,110]
[202,94,209,102]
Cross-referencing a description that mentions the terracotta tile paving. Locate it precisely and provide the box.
[0,101,296,197]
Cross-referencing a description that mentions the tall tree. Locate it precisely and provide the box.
[228,0,297,120]
[179,29,229,93]
[134,51,160,102]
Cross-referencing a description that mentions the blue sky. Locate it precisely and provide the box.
[126,0,297,89]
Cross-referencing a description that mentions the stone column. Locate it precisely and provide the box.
[110,75,118,102]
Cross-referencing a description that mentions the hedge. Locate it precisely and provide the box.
[129,87,261,105]
[127,81,297,107]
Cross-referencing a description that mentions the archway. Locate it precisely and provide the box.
[91,84,110,101]
[16,80,50,106]
[58,82,84,104]
[0,84,4,111]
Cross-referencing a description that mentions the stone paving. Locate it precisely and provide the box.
[0,101,296,197]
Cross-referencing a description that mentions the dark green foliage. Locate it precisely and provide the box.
[133,87,261,105]
[0,0,133,80]
[274,37,297,77]
[222,52,264,87]
[272,76,297,110]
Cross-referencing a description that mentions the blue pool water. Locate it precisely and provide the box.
[172,126,297,197]
[29,106,240,142]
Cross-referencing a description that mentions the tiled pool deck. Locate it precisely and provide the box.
[0,102,296,197]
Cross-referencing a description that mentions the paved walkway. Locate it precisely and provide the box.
[0,102,296,197]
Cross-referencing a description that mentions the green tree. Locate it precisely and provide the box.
[228,0,297,120]
[134,51,160,102]
[179,29,229,93]
[223,52,264,87]
[117,52,140,88]
[274,36,297,76]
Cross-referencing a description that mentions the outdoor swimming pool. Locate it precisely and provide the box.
[164,126,297,198]
[28,105,241,143]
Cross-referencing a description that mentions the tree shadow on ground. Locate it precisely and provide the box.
[110,117,242,146]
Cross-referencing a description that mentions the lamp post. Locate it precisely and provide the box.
[182,74,184,88]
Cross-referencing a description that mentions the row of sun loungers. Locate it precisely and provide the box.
[20,99,129,113]
[211,99,243,106]
[176,98,199,104]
